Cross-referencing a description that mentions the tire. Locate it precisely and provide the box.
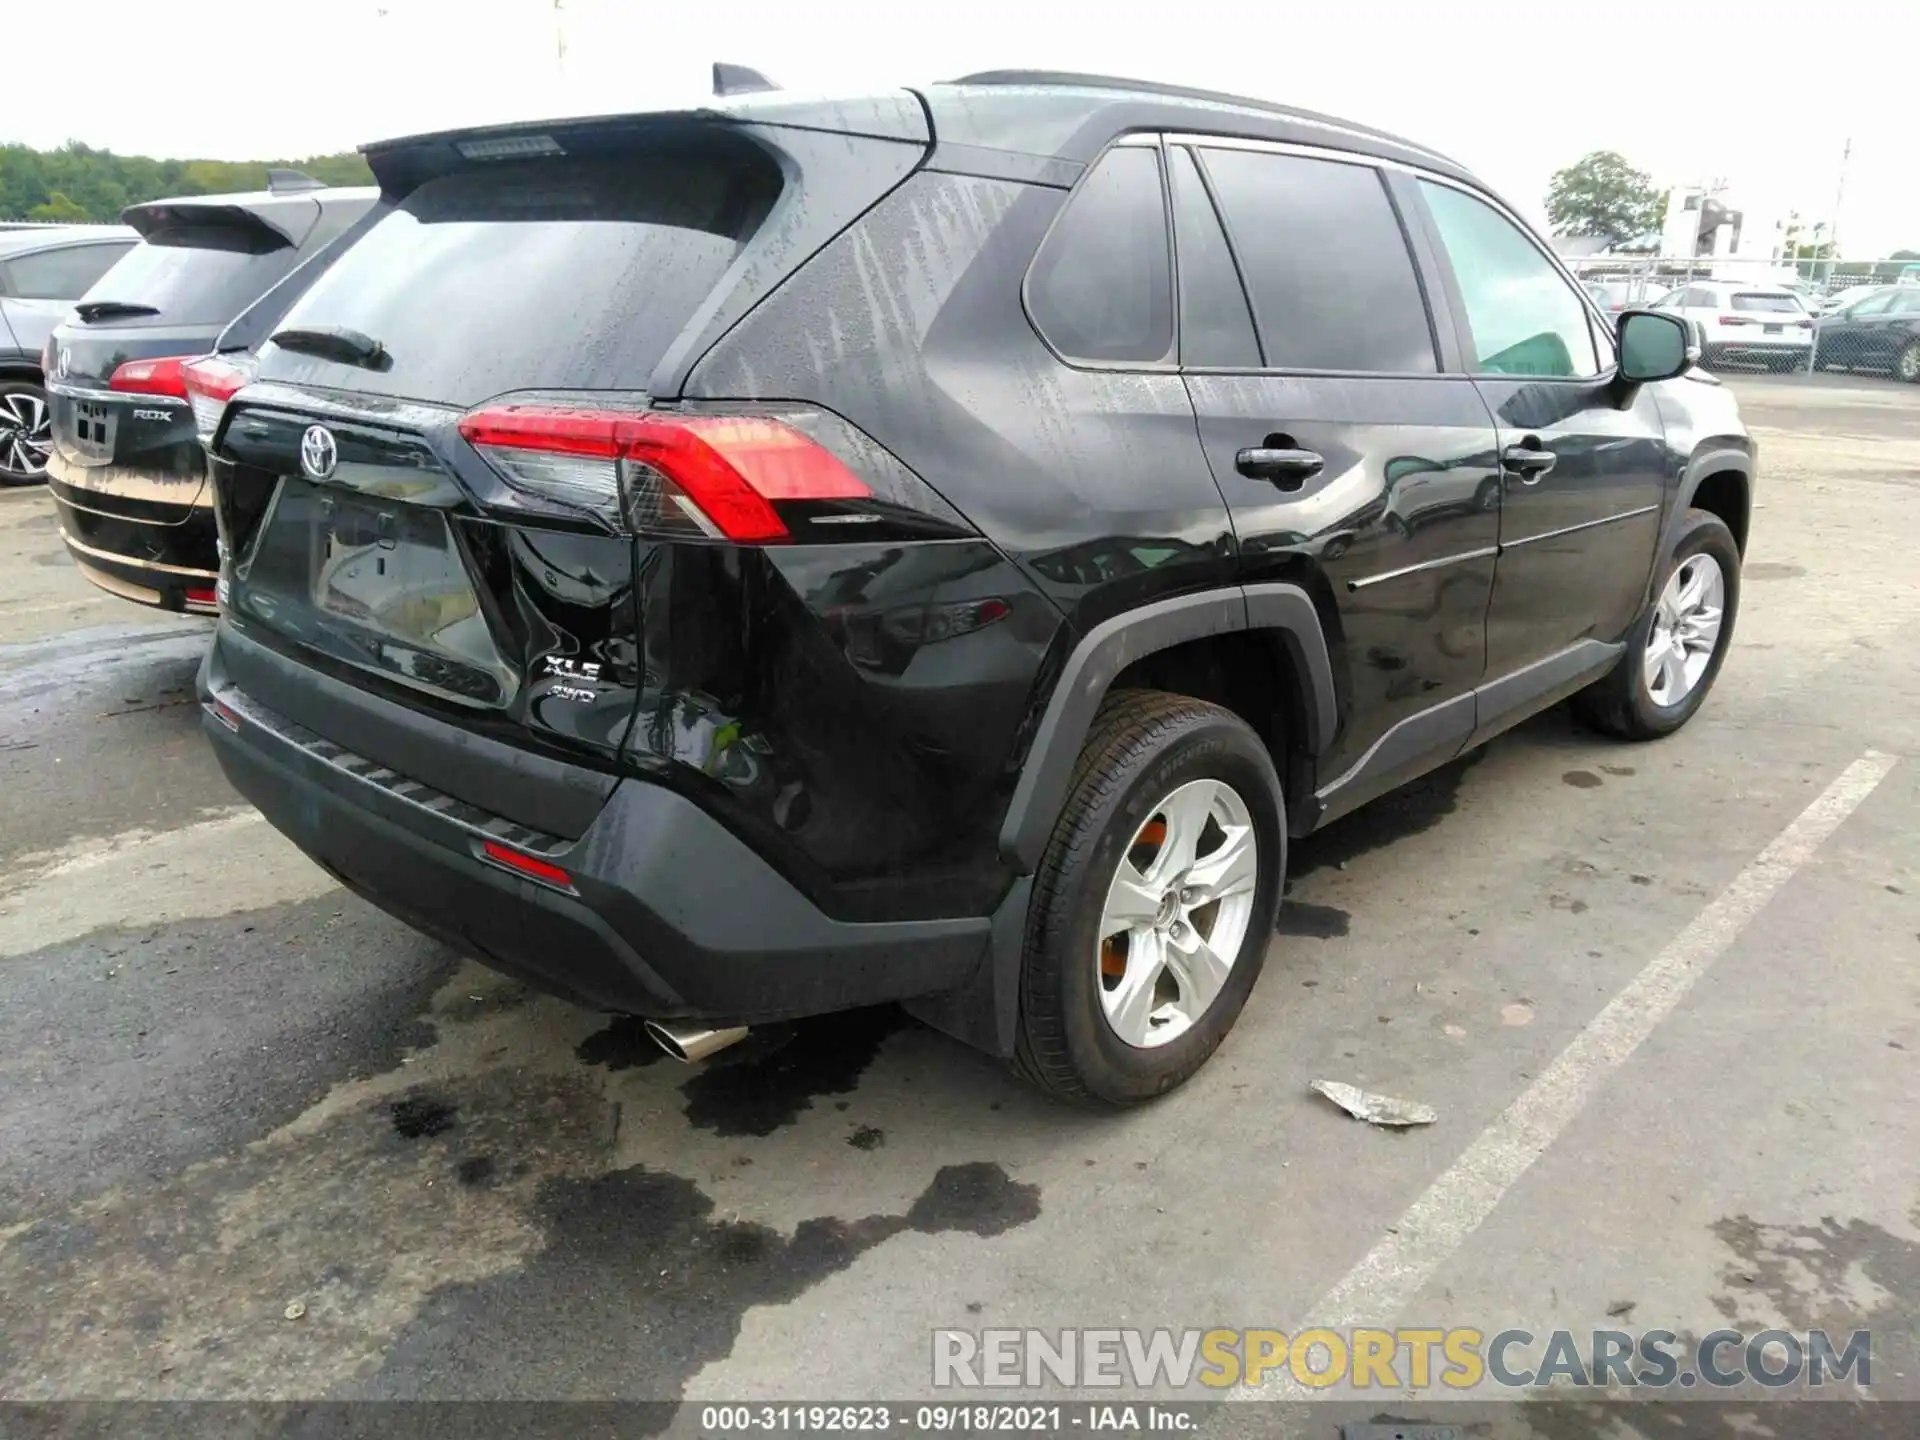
[0,379,53,486]
[1897,340,1920,384]
[1575,509,1741,741]
[1012,690,1284,1107]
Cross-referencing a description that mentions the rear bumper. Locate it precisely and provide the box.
[197,629,992,1022]
[47,459,219,612]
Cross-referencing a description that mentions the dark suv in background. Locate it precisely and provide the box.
[0,224,136,483]
[44,173,375,611]
[196,73,1749,1105]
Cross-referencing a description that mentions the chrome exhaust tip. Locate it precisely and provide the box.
[644,1021,751,1064]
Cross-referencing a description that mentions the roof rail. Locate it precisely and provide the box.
[949,69,1316,116]
[266,168,326,194]
[713,62,779,97]
[943,69,1445,160]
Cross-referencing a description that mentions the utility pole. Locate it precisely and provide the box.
[1825,137,1851,285]
[553,0,568,80]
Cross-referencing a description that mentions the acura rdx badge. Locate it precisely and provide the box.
[300,424,338,480]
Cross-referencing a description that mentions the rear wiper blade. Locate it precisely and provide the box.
[74,300,161,322]
[270,325,390,370]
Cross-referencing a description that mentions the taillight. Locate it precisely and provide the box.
[1795,318,1813,329]
[108,356,191,398]
[456,406,872,543]
[1717,315,1753,327]
[181,354,257,444]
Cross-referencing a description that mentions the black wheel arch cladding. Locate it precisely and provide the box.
[996,583,1334,874]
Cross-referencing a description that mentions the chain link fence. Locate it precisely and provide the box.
[1564,254,1920,381]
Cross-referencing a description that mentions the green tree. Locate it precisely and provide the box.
[0,143,373,222]
[1546,151,1666,247]
[27,190,89,222]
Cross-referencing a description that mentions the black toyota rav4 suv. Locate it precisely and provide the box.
[197,73,1751,1105]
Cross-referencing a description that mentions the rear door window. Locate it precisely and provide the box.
[1027,146,1174,364]
[78,224,300,325]
[262,148,783,405]
[3,242,134,300]
[1166,146,1259,369]
[1418,180,1599,378]
[1199,148,1437,374]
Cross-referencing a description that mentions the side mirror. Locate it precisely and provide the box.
[1618,309,1696,383]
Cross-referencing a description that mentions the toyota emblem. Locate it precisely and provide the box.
[300,424,338,481]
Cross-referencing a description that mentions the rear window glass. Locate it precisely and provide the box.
[262,149,782,405]
[77,225,300,325]
[1732,293,1802,312]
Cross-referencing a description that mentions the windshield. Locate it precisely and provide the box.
[259,146,782,407]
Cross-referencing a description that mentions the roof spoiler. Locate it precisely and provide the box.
[266,168,326,194]
[713,62,779,96]
[119,199,301,248]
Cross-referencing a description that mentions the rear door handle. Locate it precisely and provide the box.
[1235,446,1325,490]
[1500,442,1557,482]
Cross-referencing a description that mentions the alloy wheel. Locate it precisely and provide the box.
[1095,778,1259,1049]
[1644,553,1726,708]
[0,389,52,479]
[1897,342,1920,383]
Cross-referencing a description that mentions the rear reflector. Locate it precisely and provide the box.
[184,585,219,608]
[109,356,190,398]
[480,839,575,890]
[181,353,257,443]
[457,407,871,543]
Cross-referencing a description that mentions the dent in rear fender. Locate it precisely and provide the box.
[995,584,1335,874]
[617,539,1060,924]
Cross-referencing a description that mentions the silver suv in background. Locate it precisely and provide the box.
[0,225,137,482]
[1653,281,1813,372]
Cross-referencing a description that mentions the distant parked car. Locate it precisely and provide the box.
[1816,283,1885,316]
[1813,286,1920,381]
[44,174,375,612]
[0,225,137,483]
[1654,281,1812,371]
[1581,278,1665,314]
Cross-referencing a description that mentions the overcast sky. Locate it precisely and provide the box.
[10,0,1918,255]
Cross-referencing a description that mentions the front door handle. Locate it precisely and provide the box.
[1235,446,1325,490]
[1500,442,1557,483]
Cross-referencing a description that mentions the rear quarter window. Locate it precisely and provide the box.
[259,147,782,406]
[1026,146,1174,365]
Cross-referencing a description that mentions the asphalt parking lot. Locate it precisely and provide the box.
[2,373,1916,1426]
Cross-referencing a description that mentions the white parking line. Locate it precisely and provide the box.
[1235,748,1899,1395]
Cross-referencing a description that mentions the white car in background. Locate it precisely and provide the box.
[1653,281,1813,371]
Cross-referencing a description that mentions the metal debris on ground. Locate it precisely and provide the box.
[283,1300,306,1320]
[1310,1079,1437,1128]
